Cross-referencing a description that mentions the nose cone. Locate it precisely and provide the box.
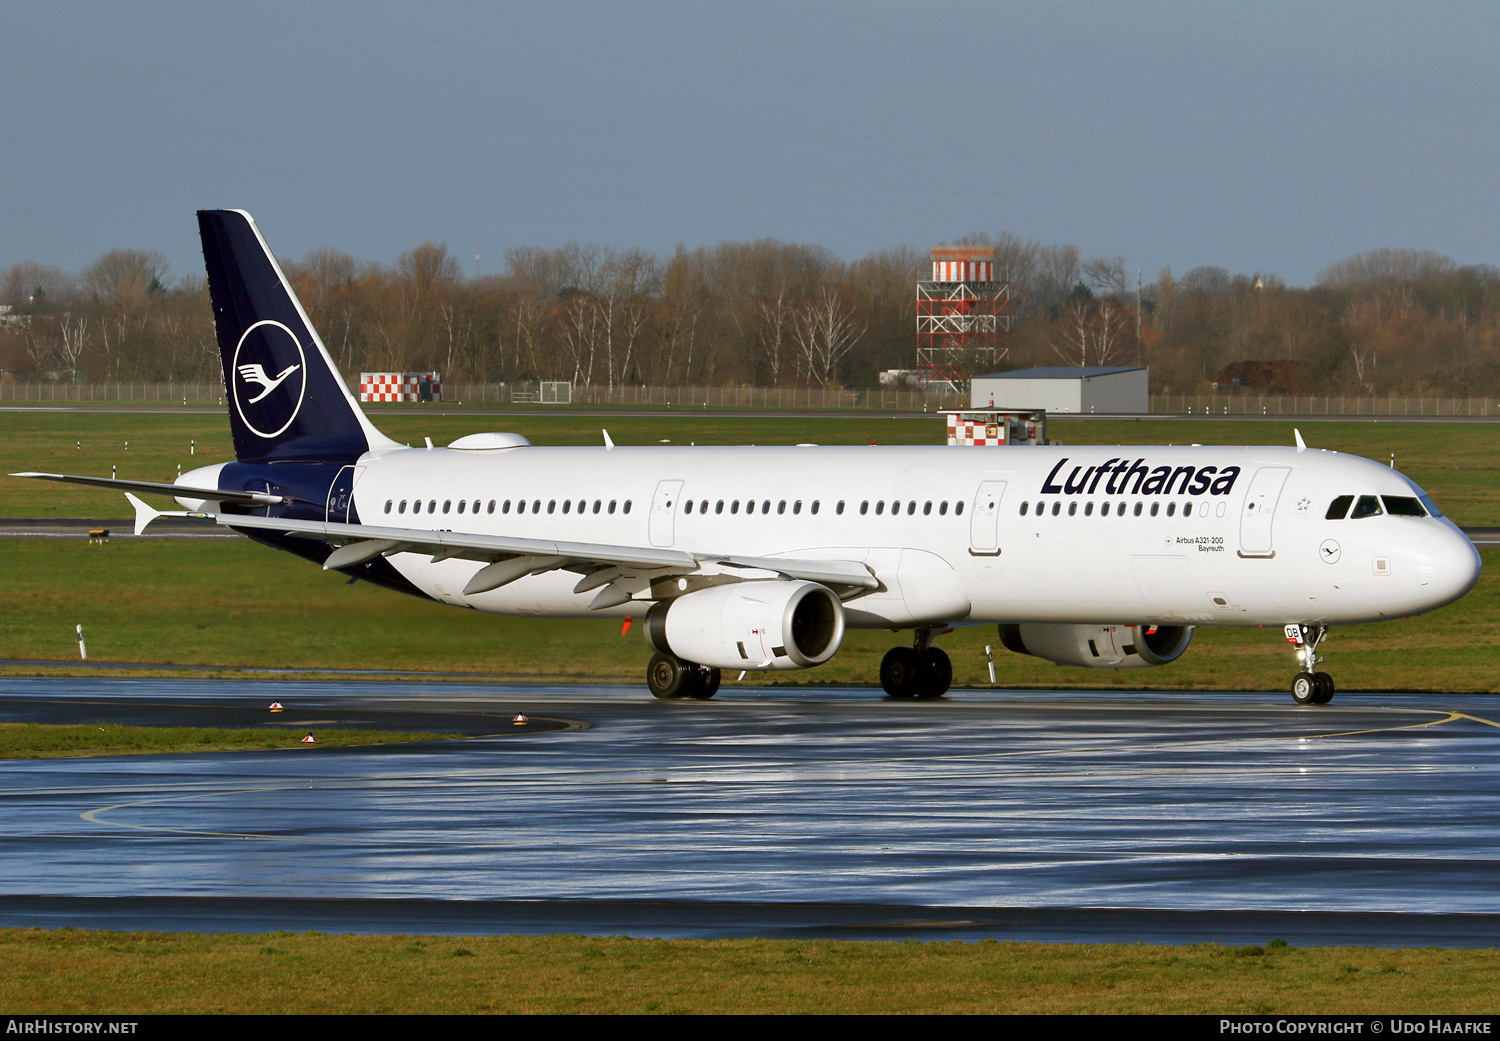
[1415,523,1482,609]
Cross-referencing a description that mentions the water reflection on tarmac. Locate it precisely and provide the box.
[1,677,1498,946]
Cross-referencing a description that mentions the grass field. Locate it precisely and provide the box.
[0,723,458,757]
[3,409,1497,524]
[1,410,1498,691]
[3,929,1498,1014]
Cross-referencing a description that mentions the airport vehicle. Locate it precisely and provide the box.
[16,211,1482,703]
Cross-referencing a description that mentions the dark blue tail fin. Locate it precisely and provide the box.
[198,209,397,462]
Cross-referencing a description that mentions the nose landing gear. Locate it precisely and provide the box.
[880,629,952,700]
[1285,624,1334,705]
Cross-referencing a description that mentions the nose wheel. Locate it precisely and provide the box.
[1285,625,1335,705]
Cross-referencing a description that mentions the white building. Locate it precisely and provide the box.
[970,366,1148,414]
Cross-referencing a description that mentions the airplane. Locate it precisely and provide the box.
[15,210,1483,704]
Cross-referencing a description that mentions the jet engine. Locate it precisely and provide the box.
[646,580,845,671]
[998,623,1193,669]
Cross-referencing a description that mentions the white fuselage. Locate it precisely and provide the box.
[309,441,1479,630]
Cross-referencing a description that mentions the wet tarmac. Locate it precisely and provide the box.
[2,676,1499,946]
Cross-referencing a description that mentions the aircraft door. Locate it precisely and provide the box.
[969,480,1007,554]
[1239,466,1291,557]
[649,479,684,547]
[326,465,356,524]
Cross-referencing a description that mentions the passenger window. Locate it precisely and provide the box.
[810,501,819,514]
[907,502,917,516]
[1051,502,1061,516]
[1118,502,1127,516]
[1382,496,1425,517]
[516,500,525,514]
[592,501,601,514]
[684,500,693,514]
[1166,502,1175,517]
[623,501,632,514]
[1020,501,1029,517]
[762,500,771,514]
[428,500,437,513]
[1150,503,1158,517]
[939,501,948,515]
[731,500,740,514]
[562,500,571,514]
[1326,495,1354,520]
[399,500,407,514]
[457,501,466,513]
[891,501,900,515]
[778,501,786,515]
[413,500,422,514]
[1133,503,1142,516]
[923,501,932,516]
[716,500,724,514]
[575,500,584,514]
[876,501,885,515]
[955,501,964,516]
[474,501,481,513]
[793,500,802,514]
[488,500,496,514]
[443,500,451,514]
[548,500,556,514]
[384,500,392,514]
[1084,502,1094,516]
[860,501,869,515]
[501,500,510,514]
[1351,495,1382,519]
[608,500,617,514]
[700,501,708,513]
[534,500,542,513]
[1068,502,1077,516]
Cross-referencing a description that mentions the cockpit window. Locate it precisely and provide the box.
[1350,495,1383,519]
[1419,494,1444,518]
[1326,495,1353,520]
[1382,496,1427,517]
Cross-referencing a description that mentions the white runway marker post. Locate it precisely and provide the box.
[985,645,995,683]
[76,624,86,661]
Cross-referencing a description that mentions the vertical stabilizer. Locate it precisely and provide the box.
[197,209,399,462]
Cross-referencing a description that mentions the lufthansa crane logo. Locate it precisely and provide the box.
[231,320,307,439]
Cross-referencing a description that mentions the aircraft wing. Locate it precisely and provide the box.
[126,496,877,605]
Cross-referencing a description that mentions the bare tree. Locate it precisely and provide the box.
[1083,254,1129,297]
[793,288,865,385]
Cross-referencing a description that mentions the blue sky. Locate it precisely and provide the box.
[3,1,1495,286]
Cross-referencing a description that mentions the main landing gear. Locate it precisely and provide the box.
[647,651,722,700]
[1285,623,1335,705]
[880,629,952,700]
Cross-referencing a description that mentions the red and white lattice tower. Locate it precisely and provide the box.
[916,246,1010,390]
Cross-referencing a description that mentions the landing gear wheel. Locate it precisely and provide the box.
[1312,671,1335,705]
[648,652,691,700]
[687,666,721,700]
[1291,671,1318,706]
[916,647,952,700]
[880,647,921,698]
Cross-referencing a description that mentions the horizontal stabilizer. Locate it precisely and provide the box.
[12,472,282,506]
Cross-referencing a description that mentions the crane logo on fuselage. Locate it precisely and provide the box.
[231,320,308,439]
[1040,457,1242,497]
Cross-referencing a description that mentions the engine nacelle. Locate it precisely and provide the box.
[998,623,1193,669]
[646,580,845,671]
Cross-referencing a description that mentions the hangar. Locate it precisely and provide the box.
[970,366,1149,414]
